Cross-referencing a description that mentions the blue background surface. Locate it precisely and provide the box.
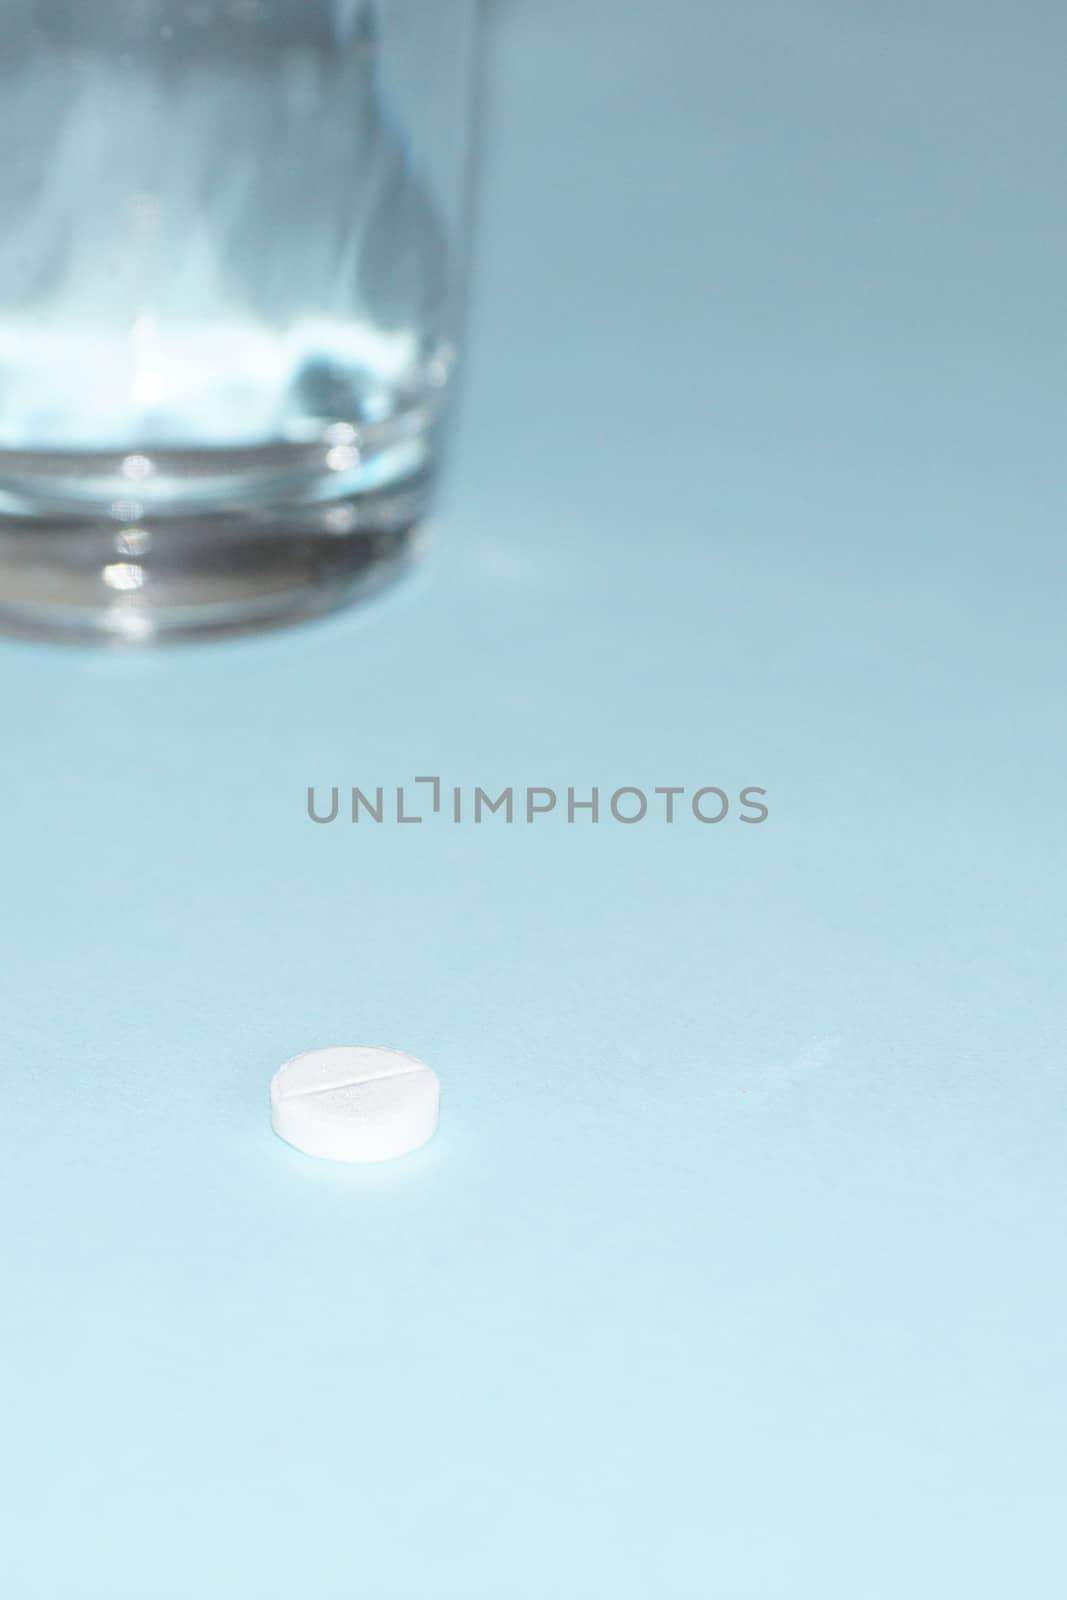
[2,3,1065,1595]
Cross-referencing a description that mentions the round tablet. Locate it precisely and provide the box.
[270,1046,440,1164]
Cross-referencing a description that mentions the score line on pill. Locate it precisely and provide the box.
[271,1047,441,1164]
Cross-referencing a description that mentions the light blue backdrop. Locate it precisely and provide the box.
[2,3,1064,1596]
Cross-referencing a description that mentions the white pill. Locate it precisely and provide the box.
[270,1047,440,1165]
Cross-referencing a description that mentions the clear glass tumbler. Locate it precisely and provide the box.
[0,0,481,641]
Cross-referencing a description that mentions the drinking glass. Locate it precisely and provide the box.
[0,0,482,641]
